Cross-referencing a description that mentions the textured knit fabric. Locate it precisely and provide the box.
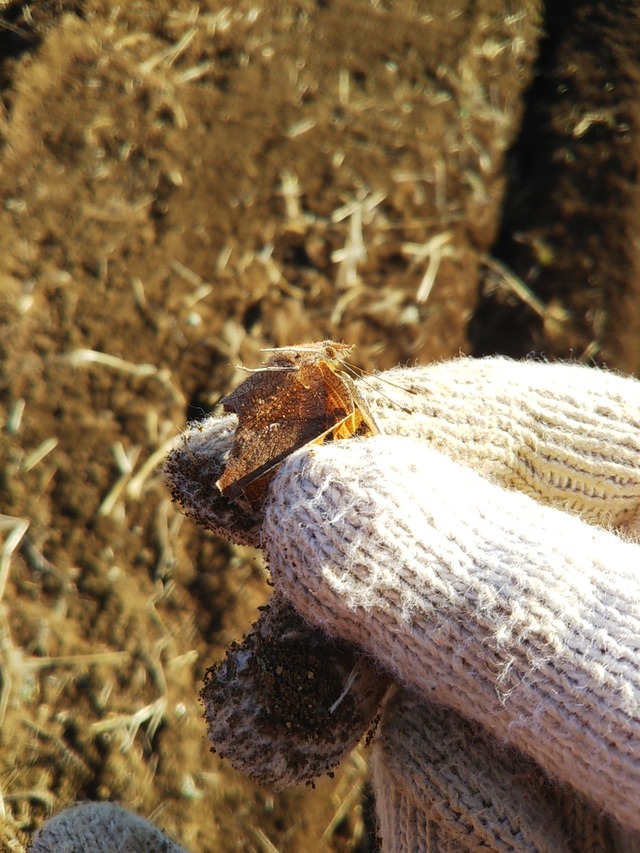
[263,434,640,834]
[372,689,572,853]
[362,358,640,535]
[29,802,187,853]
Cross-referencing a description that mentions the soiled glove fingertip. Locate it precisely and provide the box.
[164,414,262,546]
[201,596,389,788]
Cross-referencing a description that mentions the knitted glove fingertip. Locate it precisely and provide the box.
[201,596,389,788]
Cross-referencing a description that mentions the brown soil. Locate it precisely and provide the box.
[1,1,639,851]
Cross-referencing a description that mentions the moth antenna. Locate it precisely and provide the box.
[341,360,415,414]
[237,364,297,374]
[340,360,367,378]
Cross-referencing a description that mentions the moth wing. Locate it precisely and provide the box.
[217,364,336,499]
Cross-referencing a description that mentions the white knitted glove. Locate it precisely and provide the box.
[173,356,640,852]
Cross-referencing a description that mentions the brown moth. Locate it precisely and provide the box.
[216,341,379,508]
